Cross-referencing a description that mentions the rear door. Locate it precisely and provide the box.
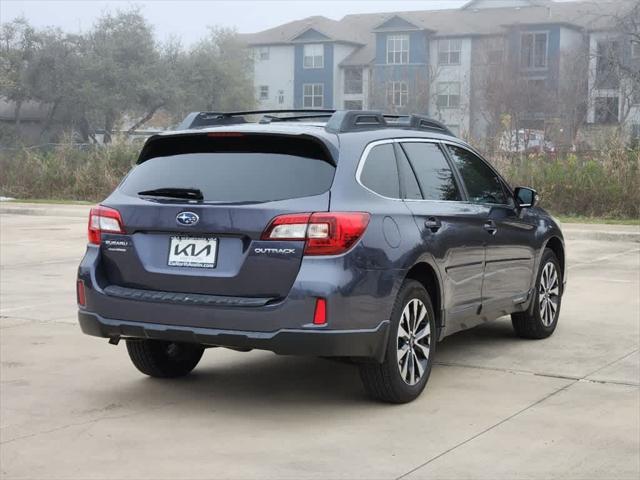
[100,132,336,299]
[445,144,536,316]
[397,140,487,334]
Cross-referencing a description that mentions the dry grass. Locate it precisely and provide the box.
[0,141,136,202]
[1,138,639,220]
[494,142,640,219]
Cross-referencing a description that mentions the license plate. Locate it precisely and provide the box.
[168,237,218,268]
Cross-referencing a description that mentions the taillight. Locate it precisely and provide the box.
[88,206,124,245]
[261,212,370,255]
[313,298,327,325]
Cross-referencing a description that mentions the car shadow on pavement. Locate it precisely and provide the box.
[107,352,374,412]
[437,318,521,353]
[95,320,521,412]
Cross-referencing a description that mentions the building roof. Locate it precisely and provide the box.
[460,0,553,10]
[242,0,636,65]
[242,15,367,46]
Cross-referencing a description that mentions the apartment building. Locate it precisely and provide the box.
[243,0,639,142]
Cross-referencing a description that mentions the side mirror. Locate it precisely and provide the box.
[514,186,538,208]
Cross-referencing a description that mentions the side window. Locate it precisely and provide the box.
[401,142,461,201]
[360,143,400,198]
[447,145,508,205]
[395,146,422,200]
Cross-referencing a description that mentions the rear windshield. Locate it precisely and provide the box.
[120,134,335,203]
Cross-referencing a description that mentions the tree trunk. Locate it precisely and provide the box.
[39,98,61,139]
[126,103,164,135]
[77,116,91,143]
[103,112,115,144]
[14,100,23,127]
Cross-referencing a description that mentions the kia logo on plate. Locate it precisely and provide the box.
[176,212,199,226]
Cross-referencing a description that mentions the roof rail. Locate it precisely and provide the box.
[260,113,334,124]
[385,114,454,136]
[325,110,388,132]
[177,109,455,137]
[326,111,455,136]
[177,109,336,129]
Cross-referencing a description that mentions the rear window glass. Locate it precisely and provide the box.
[395,146,422,200]
[359,143,400,198]
[120,135,335,203]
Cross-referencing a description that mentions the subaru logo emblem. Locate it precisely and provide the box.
[176,211,199,226]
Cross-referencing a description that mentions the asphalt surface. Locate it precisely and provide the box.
[1,210,639,479]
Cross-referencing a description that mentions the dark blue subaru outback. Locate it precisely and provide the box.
[77,110,566,403]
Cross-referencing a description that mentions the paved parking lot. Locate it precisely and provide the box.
[1,209,639,479]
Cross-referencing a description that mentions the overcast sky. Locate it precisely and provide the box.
[1,0,468,44]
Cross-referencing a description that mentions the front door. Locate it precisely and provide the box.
[444,144,536,318]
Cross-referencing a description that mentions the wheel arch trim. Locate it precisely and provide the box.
[542,235,566,282]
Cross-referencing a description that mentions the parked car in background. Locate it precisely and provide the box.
[500,129,556,153]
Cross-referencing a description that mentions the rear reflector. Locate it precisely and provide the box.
[76,280,86,306]
[88,206,124,244]
[313,298,327,325]
[261,212,370,255]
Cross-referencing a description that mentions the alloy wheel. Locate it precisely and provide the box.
[397,298,431,386]
[538,262,560,327]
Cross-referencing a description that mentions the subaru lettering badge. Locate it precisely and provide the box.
[176,212,199,226]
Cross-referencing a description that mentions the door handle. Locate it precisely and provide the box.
[425,217,442,232]
[483,220,497,235]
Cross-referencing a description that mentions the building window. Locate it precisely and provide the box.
[596,40,620,89]
[436,82,461,109]
[387,81,408,107]
[387,35,409,64]
[259,85,269,100]
[278,90,284,104]
[303,44,324,69]
[521,32,548,69]
[438,39,462,65]
[303,83,324,108]
[344,67,363,94]
[344,100,363,110]
[258,47,269,61]
[594,96,619,124]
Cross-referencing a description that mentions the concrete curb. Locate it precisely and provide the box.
[1,205,89,218]
[562,229,640,243]
[2,203,638,242]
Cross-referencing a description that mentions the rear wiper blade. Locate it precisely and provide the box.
[138,187,204,201]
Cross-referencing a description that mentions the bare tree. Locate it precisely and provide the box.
[587,0,640,131]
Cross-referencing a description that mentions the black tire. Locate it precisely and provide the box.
[512,248,563,339]
[359,280,437,403]
[126,339,204,378]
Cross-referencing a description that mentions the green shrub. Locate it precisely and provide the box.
[499,144,639,219]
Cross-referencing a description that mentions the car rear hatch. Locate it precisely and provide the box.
[97,131,337,299]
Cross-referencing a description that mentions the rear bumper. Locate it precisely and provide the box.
[78,311,390,361]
